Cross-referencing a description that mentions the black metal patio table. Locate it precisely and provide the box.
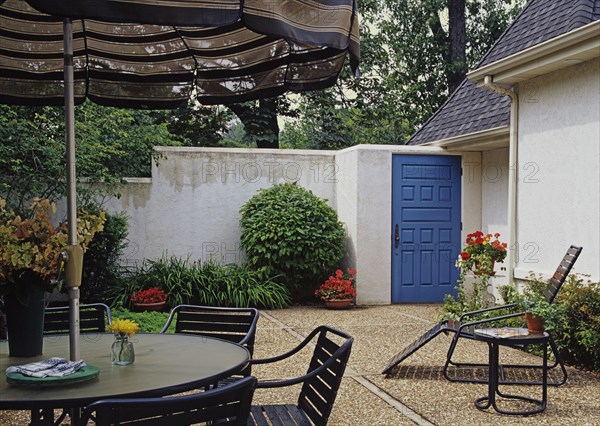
[0,333,250,424]
[472,327,549,415]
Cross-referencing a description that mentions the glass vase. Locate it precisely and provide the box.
[111,334,135,365]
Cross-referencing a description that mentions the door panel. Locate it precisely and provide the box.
[392,155,461,303]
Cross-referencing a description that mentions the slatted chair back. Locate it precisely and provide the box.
[44,303,112,335]
[542,245,582,304]
[161,305,259,356]
[77,375,257,426]
[298,326,353,426]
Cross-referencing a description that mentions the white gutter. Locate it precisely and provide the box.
[468,20,600,85]
[480,76,518,285]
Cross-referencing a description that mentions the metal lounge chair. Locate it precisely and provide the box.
[161,305,259,380]
[247,325,353,426]
[77,375,257,426]
[383,245,582,387]
[44,303,112,334]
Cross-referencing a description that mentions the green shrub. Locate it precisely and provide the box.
[553,274,600,371]
[106,255,290,310]
[105,255,199,310]
[498,273,600,371]
[81,211,128,303]
[197,262,290,309]
[239,183,346,294]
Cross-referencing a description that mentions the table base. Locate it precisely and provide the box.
[475,393,546,416]
[475,339,548,416]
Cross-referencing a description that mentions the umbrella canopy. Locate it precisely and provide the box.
[1,0,360,107]
[0,0,359,361]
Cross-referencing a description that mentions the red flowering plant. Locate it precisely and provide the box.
[130,287,167,304]
[315,269,357,301]
[456,231,508,276]
[442,232,508,321]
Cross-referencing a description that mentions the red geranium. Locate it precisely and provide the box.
[315,269,357,301]
[457,231,507,276]
[131,287,167,304]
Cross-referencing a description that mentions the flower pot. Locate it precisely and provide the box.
[133,301,166,312]
[325,299,353,310]
[525,312,544,333]
[4,280,45,357]
[474,260,496,276]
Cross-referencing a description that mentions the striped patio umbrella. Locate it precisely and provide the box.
[1,0,360,107]
[0,0,359,360]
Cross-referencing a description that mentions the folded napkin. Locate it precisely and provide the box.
[6,357,86,378]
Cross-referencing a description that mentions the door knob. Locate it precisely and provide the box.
[395,224,400,248]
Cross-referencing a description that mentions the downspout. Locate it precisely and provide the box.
[482,75,518,285]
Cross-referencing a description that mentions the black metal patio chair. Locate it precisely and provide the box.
[247,325,353,426]
[161,305,259,381]
[77,375,257,426]
[383,245,582,387]
[44,303,112,335]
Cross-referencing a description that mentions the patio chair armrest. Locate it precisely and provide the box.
[250,326,324,365]
[159,309,177,333]
[255,345,349,389]
[459,303,517,322]
[457,311,526,334]
[237,321,258,347]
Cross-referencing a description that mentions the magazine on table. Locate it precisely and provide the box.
[474,327,528,338]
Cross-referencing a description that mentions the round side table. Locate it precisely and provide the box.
[473,328,549,415]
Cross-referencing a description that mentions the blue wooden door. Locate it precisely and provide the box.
[391,155,461,303]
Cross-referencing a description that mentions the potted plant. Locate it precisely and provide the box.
[0,198,105,356]
[519,293,565,334]
[131,287,167,311]
[315,269,357,310]
[456,231,508,277]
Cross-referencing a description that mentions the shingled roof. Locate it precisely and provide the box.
[409,0,600,146]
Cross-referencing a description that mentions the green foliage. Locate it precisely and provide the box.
[239,183,346,294]
[195,262,290,309]
[81,212,129,303]
[106,256,198,310]
[110,307,171,333]
[499,273,600,372]
[0,198,105,297]
[106,255,290,310]
[154,101,232,147]
[0,103,179,213]
[441,279,496,321]
[540,274,599,371]
[0,106,67,212]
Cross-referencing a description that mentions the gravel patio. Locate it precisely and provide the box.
[253,304,600,426]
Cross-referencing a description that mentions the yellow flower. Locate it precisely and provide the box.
[108,319,140,337]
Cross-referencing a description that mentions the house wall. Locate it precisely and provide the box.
[102,145,476,304]
[481,148,510,297]
[516,57,600,281]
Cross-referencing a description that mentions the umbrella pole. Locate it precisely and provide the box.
[63,18,81,362]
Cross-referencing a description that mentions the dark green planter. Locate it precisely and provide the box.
[4,280,45,357]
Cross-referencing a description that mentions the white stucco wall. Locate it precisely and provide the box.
[102,144,476,305]
[102,148,338,267]
[516,57,600,281]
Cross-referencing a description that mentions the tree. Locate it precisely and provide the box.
[283,0,525,149]
[227,97,297,149]
[153,101,232,147]
[0,103,178,213]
